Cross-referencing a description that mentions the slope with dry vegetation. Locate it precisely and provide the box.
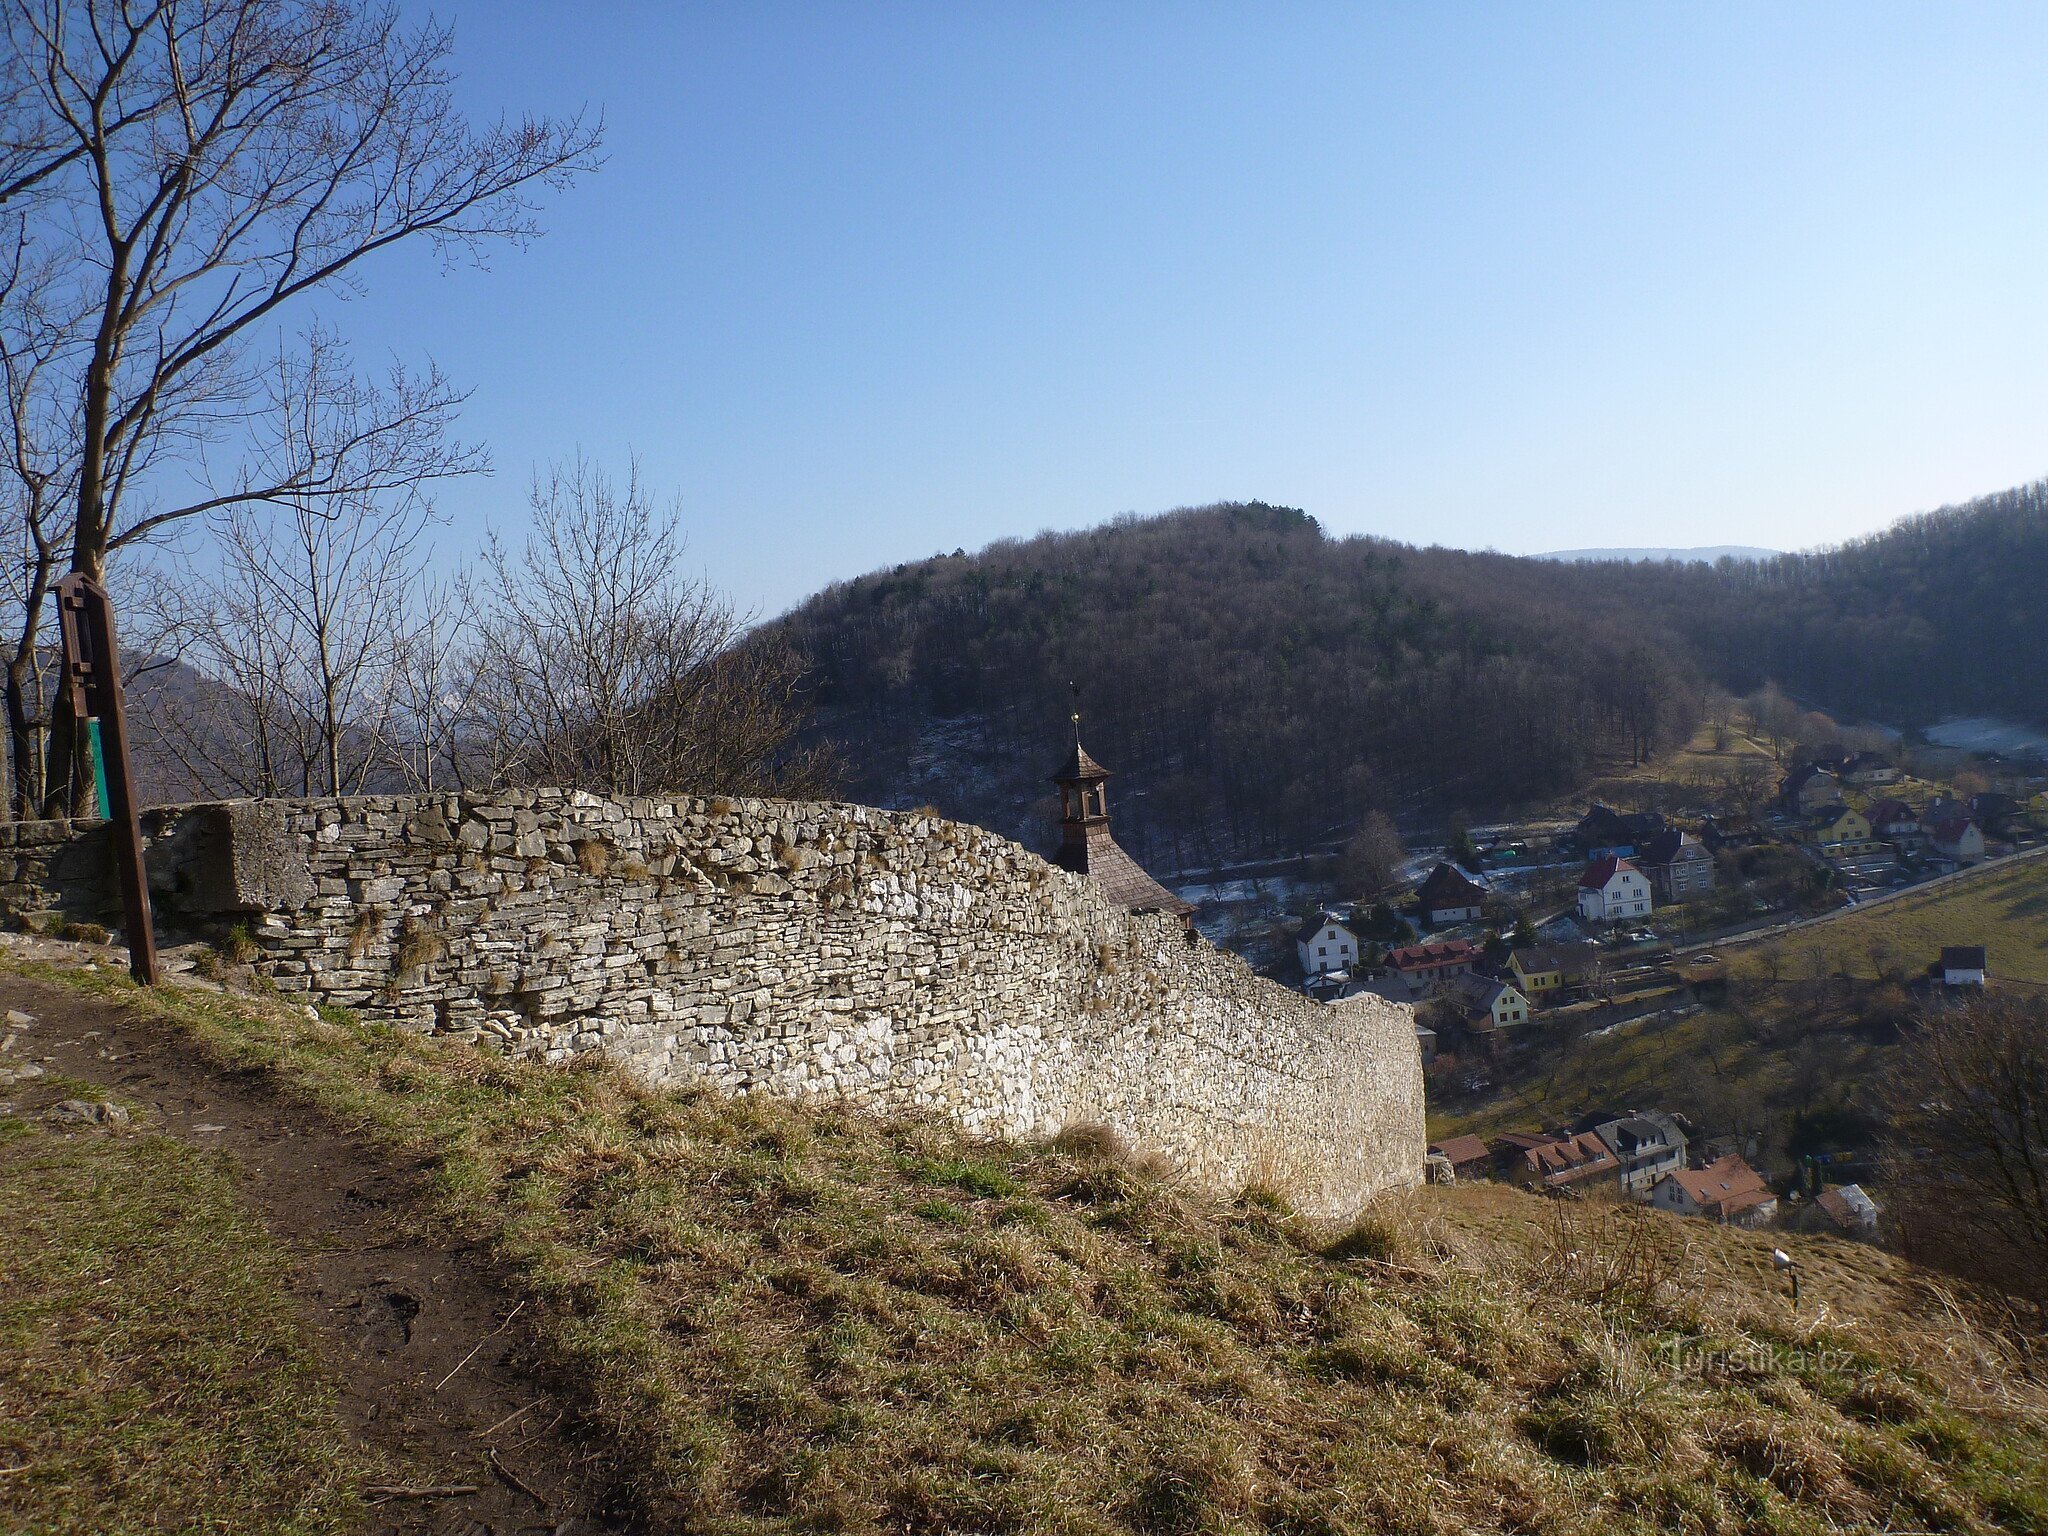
[11,956,2048,1536]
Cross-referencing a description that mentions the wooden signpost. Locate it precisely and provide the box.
[54,574,158,985]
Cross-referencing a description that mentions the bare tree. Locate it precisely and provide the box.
[381,572,478,792]
[466,457,833,799]
[152,336,463,795]
[0,223,75,812]
[1884,993,2048,1312]
[0,0,599,805]
[1339,810,1404,904]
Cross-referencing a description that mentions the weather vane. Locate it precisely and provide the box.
[1068,680,1081,742]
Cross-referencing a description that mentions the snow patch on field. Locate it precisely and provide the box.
[1924,716,2048,755]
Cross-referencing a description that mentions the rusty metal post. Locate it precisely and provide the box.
[55,574,158,985]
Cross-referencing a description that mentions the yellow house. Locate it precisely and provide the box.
[1807,806,1876,855]
[1509,946,1563,998]
[2031,791,2048,830]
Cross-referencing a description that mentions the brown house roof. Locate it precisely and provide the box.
[1428,1134,1493,1169]
[1417,862,1488,910]
[1579,855,1641,890]
[1660,1154,1772,1218]
[1388,939,1480,972]
[1520,1131,1618,1188]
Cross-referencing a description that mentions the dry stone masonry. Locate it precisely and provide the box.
[2,791,1424,1216]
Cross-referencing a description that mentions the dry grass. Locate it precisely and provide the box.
[1726,858,2048,985]
[0,1086,364,1535]
[24,962,2048,1536]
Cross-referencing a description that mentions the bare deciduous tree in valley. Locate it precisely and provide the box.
[466,457,834,799]
[1339,810,1404,904]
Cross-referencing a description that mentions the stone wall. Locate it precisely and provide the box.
[13,791,1424,1216]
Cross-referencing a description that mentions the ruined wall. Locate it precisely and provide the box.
[11,791,1424,1216]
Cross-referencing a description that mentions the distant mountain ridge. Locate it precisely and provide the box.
[1537,545,1781,563]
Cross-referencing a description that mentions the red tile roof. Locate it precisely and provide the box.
[1520,1131,1618,1187]
[1661,1154,1771,1218]
[1388,939,1480,972]
[1579,855,1641,890]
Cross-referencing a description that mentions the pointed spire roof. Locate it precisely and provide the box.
[1050,681,1111,783]
[1050,739,1111,784]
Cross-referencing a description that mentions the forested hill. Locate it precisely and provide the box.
[1567,480,2048,728]
[770,504,1698,870]
[771,483,2048,870]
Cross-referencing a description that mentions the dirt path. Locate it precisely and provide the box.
[0,972,620,1536]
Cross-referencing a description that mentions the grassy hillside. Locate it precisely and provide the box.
[20,960,2048,1535]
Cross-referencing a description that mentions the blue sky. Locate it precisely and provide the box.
[331,3,2048,615]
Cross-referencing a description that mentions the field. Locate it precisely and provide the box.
[1556,721,1778,814]
[1724,853,2048,985]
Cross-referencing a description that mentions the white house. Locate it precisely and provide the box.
[1650,1154,1778,1228]
[1577,856,1652,924]
[1416,862,1489,926]
[1930,817,1986,863]
[1294,911,1359,976]
[1593,1112,1689,1199]
[1940,945,1988,987]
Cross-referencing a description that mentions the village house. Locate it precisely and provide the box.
[1812,1183,1881,1239]
[1413,1019,1437,1063]
[1577,855,1653,924]
[1574,805,1666,859]
[1969,791,2024,832]
[1294,910,1359,977]
[1842,751,1898,787]
[1804,804,1877,857]
[1416,862,1489,927]
[1779,763,1842,815]
[1866,798,1920,840]
[1591,1111,1689,1198]
[1512,1131,1620,1194]
[1637,827,1716,902]
[1811,743,1855,775]
[1921,793,1969,828]
[1937,944,1989,987]
[1387,938,1481,985]
[1508,945,1563,999]
[2030,790,2048,830]
[1928,815,1987,863]
[1650,1154,1778,1228]
[1441,971,1530,1045]
[1426,1134,1496,1183]
[1700,814,1764,852]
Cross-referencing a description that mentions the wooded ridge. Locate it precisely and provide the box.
[767,484,2048,867]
